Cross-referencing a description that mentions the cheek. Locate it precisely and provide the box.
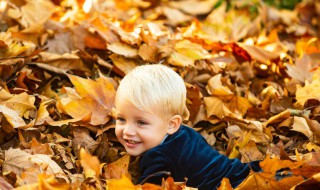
[115,126,123,138]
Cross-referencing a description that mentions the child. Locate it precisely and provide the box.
[114,64,261,190]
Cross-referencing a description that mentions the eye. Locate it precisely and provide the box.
[116,117,126,124]
[137,120,148,126]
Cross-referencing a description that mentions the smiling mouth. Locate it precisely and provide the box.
[125,139,140,144]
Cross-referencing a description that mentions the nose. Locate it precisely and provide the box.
[123,123,136,136]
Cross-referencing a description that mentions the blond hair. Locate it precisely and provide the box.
[115,64,189,120]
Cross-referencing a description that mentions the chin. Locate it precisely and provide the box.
[126,151,141,157]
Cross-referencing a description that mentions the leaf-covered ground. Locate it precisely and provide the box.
[0,0,320,189]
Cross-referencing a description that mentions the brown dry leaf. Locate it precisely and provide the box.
[186,83,202,122]
[106,154,131,180]
[90,17,119,44]
[238,43,280,64]
[206,74,234,97]
[72,128,99,157]
[167,40,209,67]
[109,54,139,75]
[264,110,291,127]
[240,140,265,163]
[3,148,64,176]
[80,148,100,179]
[302,152,320,166]
[107,41,139,58]
[57,74,116,125]
[169,0,218,15]
[2,92,35,118]
[162,6,193,26]
[34,100,54,125]
[45,32,77,54]
[286,55,315,83]
[296,77,320,107]
[138,43,158,62]
[204,96,233,120]
[228,131,251,159]
[0,32,33,58]
[291,164,320,178]
[36,52,90,74]
[290,173,320,190]
[291,116,313,139]
[30,138,54,155]
[7,0,55,32]
[0,105,26,128]
[0,88,13,101]
[204,3,254,41]
[304,116,320,144]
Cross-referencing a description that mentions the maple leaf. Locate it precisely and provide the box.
[286,55,315,83]
[57,74,116,125]
[3,148,65,177]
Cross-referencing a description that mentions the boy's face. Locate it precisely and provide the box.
[115,100,171,156]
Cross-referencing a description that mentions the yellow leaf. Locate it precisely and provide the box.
[3,92,36,117]
[228,131,252,159]
[109,54,139,75]
[204,96,233,120]
[107,41,138,57]
[206,74,234,97]
[296,79,320,107]
[58,75,116,125]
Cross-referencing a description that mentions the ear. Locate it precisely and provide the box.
[167,115,182,135]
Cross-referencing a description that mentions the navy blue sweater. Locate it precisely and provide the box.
[137,125,261,190]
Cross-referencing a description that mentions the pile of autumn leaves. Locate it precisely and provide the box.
[1,0,320,189]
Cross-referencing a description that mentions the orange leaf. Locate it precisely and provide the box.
[106,154,131,180]
[80,148,101,179]
[260,156,304,174]
[106,175,138,190]
[217,178,233,190]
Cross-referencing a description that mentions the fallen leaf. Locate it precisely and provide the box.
[106,154,131,180]
[3,148,64,176]
[80,148,100,179]
[0,105,26,128]
[217,178,233,190]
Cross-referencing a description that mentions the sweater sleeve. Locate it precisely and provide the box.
[137,149,174,185]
